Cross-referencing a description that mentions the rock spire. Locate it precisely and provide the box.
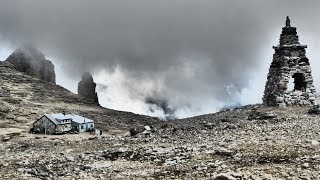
[263,17,317,106]
[78,72,99,104]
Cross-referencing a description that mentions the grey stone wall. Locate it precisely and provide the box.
[263,19,318,106]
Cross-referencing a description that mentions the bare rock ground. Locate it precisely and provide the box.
[1,61,320,179]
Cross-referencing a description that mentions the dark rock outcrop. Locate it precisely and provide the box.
[78,72,99,104]
[5,46,56,84]
[308,105,320,114]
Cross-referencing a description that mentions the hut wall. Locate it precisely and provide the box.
[33,116,56,134]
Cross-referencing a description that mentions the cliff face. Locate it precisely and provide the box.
[78,72,99,104]
[5,46,56,84]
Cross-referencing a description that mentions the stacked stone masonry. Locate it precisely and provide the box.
[263,17,318,106]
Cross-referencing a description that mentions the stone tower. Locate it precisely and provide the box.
[263,17,318,106]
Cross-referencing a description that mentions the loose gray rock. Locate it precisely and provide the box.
[302,163,310,169]
[213,173,236,180]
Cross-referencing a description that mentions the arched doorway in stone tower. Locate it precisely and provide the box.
[290,73,307,92]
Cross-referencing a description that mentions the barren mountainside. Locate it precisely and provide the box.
[0,61,160,132]
[0,61,320,179]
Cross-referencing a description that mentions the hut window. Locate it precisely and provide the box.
[81,125,84,129]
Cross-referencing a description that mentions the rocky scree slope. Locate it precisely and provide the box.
[2,103,320,179]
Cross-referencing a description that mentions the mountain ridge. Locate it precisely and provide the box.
[0,61,161,132]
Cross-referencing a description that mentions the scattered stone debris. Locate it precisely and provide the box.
[1,104,320,179]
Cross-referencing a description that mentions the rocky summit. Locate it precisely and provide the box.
[5,45,56,84]
[78,72,99,104]
[0,60,320,179]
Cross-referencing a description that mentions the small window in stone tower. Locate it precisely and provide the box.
[292,73,307,91]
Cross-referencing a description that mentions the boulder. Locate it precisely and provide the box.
[308,105,320,114]
[213,173,236,180]
[129,127,144,136]
[5,45,56,84]
[78,72,99,104]
[248,111,277,120]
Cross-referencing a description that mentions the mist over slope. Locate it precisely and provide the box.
[0,61,159,132]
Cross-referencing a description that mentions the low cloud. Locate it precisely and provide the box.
[0,1,320,118]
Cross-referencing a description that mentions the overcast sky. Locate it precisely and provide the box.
[1,1,320,119]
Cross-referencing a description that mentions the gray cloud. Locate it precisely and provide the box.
[1,0,320,118]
